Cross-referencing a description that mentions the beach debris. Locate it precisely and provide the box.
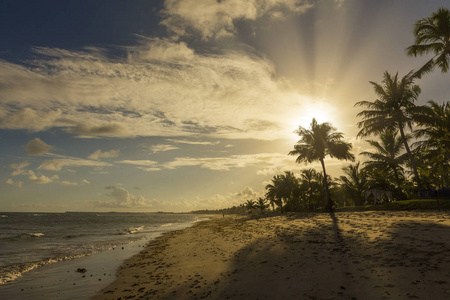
[76,268,87,273]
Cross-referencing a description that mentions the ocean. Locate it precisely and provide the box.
[0,212,206,299]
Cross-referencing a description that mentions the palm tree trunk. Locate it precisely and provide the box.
[398,125,422,190]
[320,159,333,211]
[392,167,402,191]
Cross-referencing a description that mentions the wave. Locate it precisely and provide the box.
[5,233,45,242]
[159,223,174,227]
[0,215,7,218]
[117,226,145,235]
[0,234,145,285]
[0,254,89,285]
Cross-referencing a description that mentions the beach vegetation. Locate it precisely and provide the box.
[406,7,450,77]
[289,118,354,211]
[212,8,449,215]
[360,130,408,197]
[355,71,422,189]
[339,162,370,206]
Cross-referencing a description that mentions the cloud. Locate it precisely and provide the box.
[186,186,262,211]
[29,174,59,184]
[66,122,128,137]
[161,0,314,39]
[116,160,158,166]
[9,161,34,176]
[88,149,120,160]
[60,180,79,186]
[0,39,309,140]
[5,179,23,188]
[137,167,162,172]
[146,144,179,153]
[99,186,162,208]
[0,108,63,132]
[38,158,112,171]
[26,138,53,155]
[130,37,195,62]
[162,153,293,171]
[167,139,220,145]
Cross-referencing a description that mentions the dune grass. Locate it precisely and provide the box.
[336,198,450,212]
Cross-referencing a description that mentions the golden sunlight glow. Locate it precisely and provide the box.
[285,98,339,141]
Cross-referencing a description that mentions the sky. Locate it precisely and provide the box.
[1,0,449,212]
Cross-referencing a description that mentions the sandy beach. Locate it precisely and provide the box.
[93,211,450,299]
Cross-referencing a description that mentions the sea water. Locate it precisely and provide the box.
[0,212,204,293]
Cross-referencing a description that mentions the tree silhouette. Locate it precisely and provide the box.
[360,130,408,194]
[339,162,370,206]
[265,172,299,213]
[412,100,450,189]
[256,197,269,212]
[299,168,322,211]
[289,118,354,211]
[406,7,450,77]
[412,100,450,162]
[355,71,422,189]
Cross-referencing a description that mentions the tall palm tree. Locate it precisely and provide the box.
[289,118,354,211]
[360,130,408,192]
[339,162,370,206]
[355,71,422,189]
[406,7,450,78]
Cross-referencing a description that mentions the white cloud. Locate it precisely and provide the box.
[98,185,162,208]
[116,160,158,166]
[29,174,59,184]
[60,180,79,186]
[146,144,179,153]
[26,138,53,155]
[161,0,313,39]
[0,41,308,140]
[10,161,33,176]
[137,167,162,172]
[5,179,23,188]
[38,158,112,171]
[162,153,293,171]
[129,37,195,62]
[88,149,120,160]
[183,186,262,211]
[0,108,63,132]
[167,139,220,145]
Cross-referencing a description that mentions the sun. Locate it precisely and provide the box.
[286,99,338,141]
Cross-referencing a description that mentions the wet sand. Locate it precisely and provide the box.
[92,211,450,299]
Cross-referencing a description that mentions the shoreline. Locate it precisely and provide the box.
[93,211,450,299]
[0,218,205,300]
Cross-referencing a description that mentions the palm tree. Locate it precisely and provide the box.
[244,199,256,211]
[265,172,300,213]
[355,71,422,189]
[299,168,321,211]
[406,7,450,78]
[265,179,282,212]
[289,118,354,211]
[412,100,450,162]
[256,197,269,213]
[412,100,450,190]
[360,130,408,193]
[339,162,370,206]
